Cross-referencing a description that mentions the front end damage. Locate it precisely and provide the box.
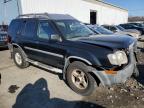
[92,43,138,86]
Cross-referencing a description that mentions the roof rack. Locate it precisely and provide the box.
[17,13,49,19]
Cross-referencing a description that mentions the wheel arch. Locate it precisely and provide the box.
[88,72,101,86]
[63,56,103,86]
[11,43,27,59]
[68,56,92,65]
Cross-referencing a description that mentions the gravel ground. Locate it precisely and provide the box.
[0,42,144,108]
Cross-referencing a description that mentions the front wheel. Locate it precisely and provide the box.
[66,61,97,96]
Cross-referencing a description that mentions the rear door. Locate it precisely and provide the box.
[17,19,40,61]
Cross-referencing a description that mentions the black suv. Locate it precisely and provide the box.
[8,13,138,95]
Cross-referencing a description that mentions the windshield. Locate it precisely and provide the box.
[117,26,125,31]
[92,26,113,35]
[55,20,94,39]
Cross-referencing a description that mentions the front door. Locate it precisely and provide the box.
[36,20,65,69]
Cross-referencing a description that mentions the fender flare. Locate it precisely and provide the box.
[63,56,92,79]
[11,43,27,59]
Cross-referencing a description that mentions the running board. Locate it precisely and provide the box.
[27,59,62,73]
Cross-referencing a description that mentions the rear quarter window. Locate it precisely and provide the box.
[21,20,37,38]
[8,20,21,36]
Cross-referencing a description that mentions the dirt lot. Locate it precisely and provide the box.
[0,43,144,108]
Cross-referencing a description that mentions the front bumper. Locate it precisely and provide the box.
[92,49,137,86]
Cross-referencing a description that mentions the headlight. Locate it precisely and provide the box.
[107,51,128,66]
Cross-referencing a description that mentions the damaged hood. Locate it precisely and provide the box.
[74,34,136,49]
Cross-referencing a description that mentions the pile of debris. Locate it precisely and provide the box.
[84,78,144,108]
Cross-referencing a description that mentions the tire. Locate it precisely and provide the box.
[13,48,29,68]
[66,61,97,96]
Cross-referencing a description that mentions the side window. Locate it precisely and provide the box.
[56,22,67,34]
[22,20,36,38]
[38,21,56,40]
[20,21,26,35]
[8,20,21,36]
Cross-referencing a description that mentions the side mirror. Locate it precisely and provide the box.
[50,34,62,42]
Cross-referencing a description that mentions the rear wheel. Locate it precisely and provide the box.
[66,61,97,96]
[13,48,29,68]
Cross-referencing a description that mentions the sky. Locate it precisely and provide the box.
[105,0,144,16]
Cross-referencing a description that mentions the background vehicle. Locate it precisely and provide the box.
[119,23,144,35]
[0,31,8,48]
[128,23,144,28]
[102,25,141,39]
[87,24,113,35]
[8,13,138,96]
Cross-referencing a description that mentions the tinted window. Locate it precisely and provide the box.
[22,20,36,38]
[38,21,56,40]
[8,20,21,36]
[121,24,133,29]
[20,21,26,35]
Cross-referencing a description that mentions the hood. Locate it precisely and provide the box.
[115,31,139,38]
[74,34,136,49]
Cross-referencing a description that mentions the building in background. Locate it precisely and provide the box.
[0,0,128,25]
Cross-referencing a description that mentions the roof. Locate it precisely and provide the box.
[17,13,76,20]
[83,0,128,12]
[48,14,76,20]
